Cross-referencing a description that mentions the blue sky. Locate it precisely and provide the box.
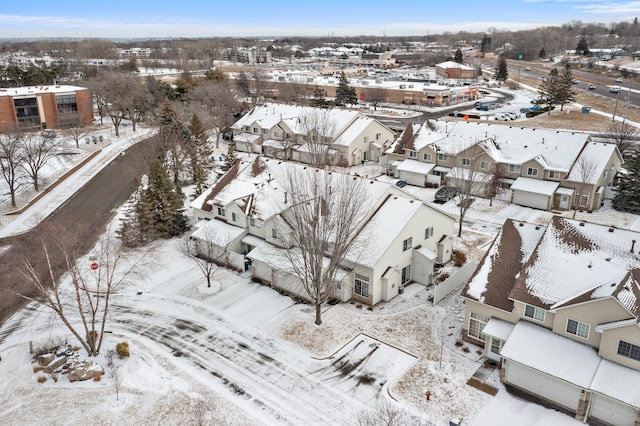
[1,0,639,38]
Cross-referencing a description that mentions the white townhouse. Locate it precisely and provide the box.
[190,157,455,306]
[231,103,395,167]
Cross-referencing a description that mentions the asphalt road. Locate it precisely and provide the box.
[0,136,162,327]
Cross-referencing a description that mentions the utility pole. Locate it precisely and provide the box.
[612,85,622,122]
[622,85,632,125]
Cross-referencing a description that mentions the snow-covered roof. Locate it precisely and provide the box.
[191,219,247,247]
[565,142,620,184]
[333,116,374,146]
[482,317,515,341]
[510,177,559,196]
[436,61,475,71]
[396,159,435,174]
[591,359,640,408]
[233,133,261,143]
[0,85,87,97]
[501,321,601,389]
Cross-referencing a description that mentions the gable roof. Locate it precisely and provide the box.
[565,141,622,184]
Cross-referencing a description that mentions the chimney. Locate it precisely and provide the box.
[632,240,636,253]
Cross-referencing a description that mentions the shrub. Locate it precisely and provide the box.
[455,340,463,347]
[452,250,467,267]
[37,376,47,383]
[93,374,102,382]
[116,342,130,359]
[33,365,44,373]
[462,346,471,353]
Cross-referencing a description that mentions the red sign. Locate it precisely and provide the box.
[90,262,99,270]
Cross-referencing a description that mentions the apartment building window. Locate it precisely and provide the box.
[461,158,471,166]
[409,150,417,158]
[480,161,490,170]
[524,304,545,322]
[566,319,590,339]
[217,207,225,217]
[468,312,489,340]
[508,164,521,173]
[618,340,640,362]
[437,153,449,161]
[423,153,432,161]
[402,237,412,251]
[425,226,433,239]
[526,167,539,177]
[354,273,370,297]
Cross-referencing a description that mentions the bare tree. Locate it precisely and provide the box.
[61,117,92,149]
[179,228,229,288]
[448,145,490,237]
[568,155,599,219]
[0,131,26,207]
[87,73,128,137]
[20,132,61,191]
[605,121,640,158]
[357,399,435,426]
[185,79,238,148]
[109,363,122,401]
[276,167,368,325]
[161,129,194,185]
[19,225,142,356]
[298,109,337,167]
[363,86,388,111]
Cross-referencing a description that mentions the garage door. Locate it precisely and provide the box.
[398,170,424,187]
[505,361,581,411]
[512,190,550,210]
[590,393,637,426]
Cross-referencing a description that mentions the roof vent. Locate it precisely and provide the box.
[632,240,637,253]
[519,222,524,227]
[609,227,615,233]
[606,257,611,261]
[579,222,585,226]
[410,199,414,203]
[535,226,540,230]
[588,262,592,268]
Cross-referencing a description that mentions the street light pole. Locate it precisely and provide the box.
[622,84,632,125]
[612,85,622,122]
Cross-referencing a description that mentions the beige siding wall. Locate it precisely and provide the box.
[552,299,630,348]
[599,324,640,370]
[513,301,555,329]
[463,299,519,345]
[520,159,545,179]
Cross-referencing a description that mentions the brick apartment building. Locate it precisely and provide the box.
[0,85,93,133]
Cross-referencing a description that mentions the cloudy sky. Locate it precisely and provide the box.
[1,0,638,38]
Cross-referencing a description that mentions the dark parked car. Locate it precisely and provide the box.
[476,104,490,111]
[395,180,408,188]
[434,186,458,203]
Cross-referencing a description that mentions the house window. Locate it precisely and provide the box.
[402,237,412,251]
[461,158,471,166]
[274,131,281,138]
[401,265,411,284]
[271,228,277,238]
[577,191,589,207]
[468,312,489,340]
[617,340,640,362]
[548,170,559,179]
[376,133,381,140]
[262,129,268,134]
[566,319,590,339]
[253,127,258,133]
[364,136,369,143]
[249,217,258,227]
[217,207,225,217]
[423,153,432,161]
[508,164,521,173]
[409,150,417,158]
[231,212,237,222]
[354,273,370,298]
[527,167,539,177]
[524,304,545,322]
[437,153,449,161]
[480,161,490,170]
[425,226,433,239]
[490,338,502,354]
[245,126,250,132]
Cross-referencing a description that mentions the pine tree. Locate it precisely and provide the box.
[159,98,181,129]
[576,35,590,55]
[493,53,509,85]
[613,154,640,213]
[539,47,546,59]
[454,48,463,64]
[137,159,190,240]
[557,64,577,111]
[535,68,560,114]
[188,113,211,196]
[335,71,357,106]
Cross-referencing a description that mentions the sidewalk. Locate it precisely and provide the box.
[0,126,156,238]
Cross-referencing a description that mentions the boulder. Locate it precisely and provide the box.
[38,353,55,366]
[43,356,67,373]
[68,360,104,382]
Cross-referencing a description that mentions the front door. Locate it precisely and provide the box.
[559,194,569,209]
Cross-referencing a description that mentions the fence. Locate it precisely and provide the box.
[433,261,477,305]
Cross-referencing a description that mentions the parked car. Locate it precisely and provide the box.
[476,104,490,111]
[395,180,408,188]
[494,113,511,121]
[488,103,500,110]
[505,111,519,120]
[610,86,620,93]
[588,84,597,90]
[434,186,458,203]
[524,67,531,71]
[615,78,624,83]
[572,79,579,84]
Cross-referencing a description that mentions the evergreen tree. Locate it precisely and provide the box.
[454,48,463,64]
[137,159,190,240]
[335,71,357,106]
[576,35,590,55]
[613,154,640,213]
[159,98,181,130]
[493,53,509,85]
[535,67,560,114]
[188,113,211,196]
[539,47,547,59]
[557,64,576,111]
[310,87,329,108]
